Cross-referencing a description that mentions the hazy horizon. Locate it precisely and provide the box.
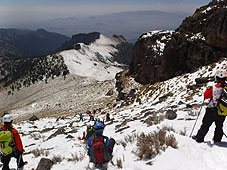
[0,0,211,28]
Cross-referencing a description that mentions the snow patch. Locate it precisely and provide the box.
[141,30,174,55]
[202,7,212,13]
[189,32,205,41]
[59,34,124,81]
[140,30,174,39]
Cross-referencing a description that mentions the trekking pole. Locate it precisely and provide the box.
[223,132,227,139]
[16,154,22,170]
[189,99,205,137]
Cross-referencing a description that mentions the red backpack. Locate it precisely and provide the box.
[89,136,112,164]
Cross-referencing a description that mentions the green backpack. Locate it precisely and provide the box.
[217,86,227,116]
[0,129,15,155]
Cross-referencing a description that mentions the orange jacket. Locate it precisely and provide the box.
[2,125,24,152]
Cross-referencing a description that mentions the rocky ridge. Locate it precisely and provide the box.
[58,32,133,65]
[0,28,70,61]
[129,0,227,85]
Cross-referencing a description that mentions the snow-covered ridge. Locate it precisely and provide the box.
[59,34,126,81]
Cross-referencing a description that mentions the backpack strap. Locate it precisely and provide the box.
[102,136,109,149]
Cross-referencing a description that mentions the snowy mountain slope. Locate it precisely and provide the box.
[0,34,133,119]
[0,75,118,122]
[58,34,130,81]
[5,58,227,169]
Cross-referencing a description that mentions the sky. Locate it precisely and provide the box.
[0,0,211,27]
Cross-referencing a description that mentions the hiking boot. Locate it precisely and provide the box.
[192,135,204,143]
[213,139,221,143]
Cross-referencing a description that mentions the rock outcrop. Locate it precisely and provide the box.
[129,0,227,85]
[58,32,101,51]
[36,158,54,170]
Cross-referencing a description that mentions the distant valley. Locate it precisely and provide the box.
[30,10,189,43]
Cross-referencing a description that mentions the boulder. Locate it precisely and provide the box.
[165,110,177,120]
[29,115,39,121]
[47,127,66,140]
[36,158,54,170]
[195,77,209,85]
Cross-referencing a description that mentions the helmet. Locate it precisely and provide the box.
[3,114,13,123]
[94,122,104,136]
[215,70,227,81]
[94,122,104,130]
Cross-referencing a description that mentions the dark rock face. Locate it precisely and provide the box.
[58,32,101,51]
[110,42,133,65]
[115,71,137,105]
[177,0,227,49]
[129,30,173,84]
[129,0,227,85]
[36,158,54,170]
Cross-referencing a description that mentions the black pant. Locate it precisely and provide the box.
[108,138,115,155]
[1,151,24,170]
[196,107,226,142]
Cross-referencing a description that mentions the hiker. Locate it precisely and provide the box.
[78,131,86,140]
[87,122,115,170]
[78,125,95,141]
[79,113,83,121]
[86,110,91,115]
[94,118,105,128]
[90,114,94,121]
[0,114,25,170]
[106,113,110,121]
[85,124,95,140]
[192,71,227,143]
